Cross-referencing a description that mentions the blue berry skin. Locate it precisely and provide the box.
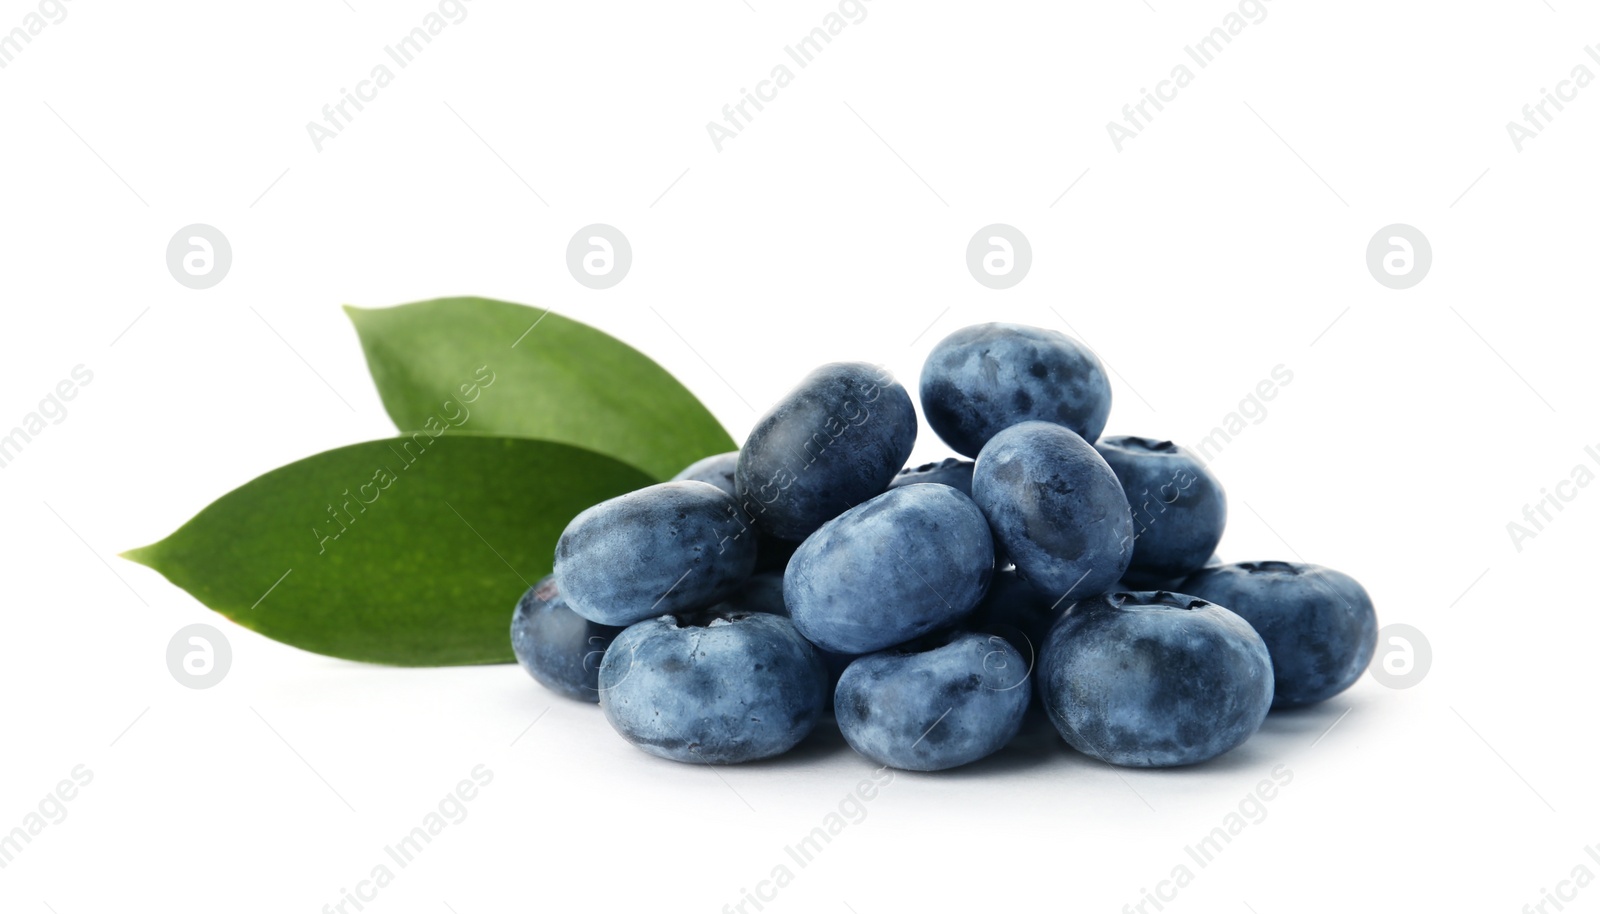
[971,421,1134,604]
[784,485,995,654]
[1095,437,1226,579]
[510,575,624,703]
[920,322,1112,457]
[598,611,828,764]
[671,451,738,497]
[1039,591,1274,768]
[721,572,855,706]
[1180,561,1377,709]
[554,481,758,626]
[673,452,799,573]
[834,632,1031,771]
[889,457,1010,568]
[736,362,918,542]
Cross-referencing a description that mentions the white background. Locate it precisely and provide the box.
[2,1,1597,912]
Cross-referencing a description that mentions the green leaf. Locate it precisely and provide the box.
[345,297,735,480]
[123,435,653,666]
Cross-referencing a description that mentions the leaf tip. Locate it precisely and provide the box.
[119,544,155,567]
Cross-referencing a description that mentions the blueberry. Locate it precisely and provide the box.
[554,481,757,626]
[1180,561,1377,709]
[509,575,625,703]
[671,451,738,497]
[1094,437,1226,578]
[598,611,828,764]
[971,421,1133,603]
[920,322,1112,457]
[736,362,918,542]
[834,631,1031,771]
[1038,591,1273,767]
[784,485,994,654]
[888,456,1010,568]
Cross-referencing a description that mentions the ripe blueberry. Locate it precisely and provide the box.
[1181,561,1377,709]
[736,362,917,542]
[971,421,1133,603]
[598,610,827,764]
[1038,591,1273,767]
[671,450,738,497]
[554,480,757,626]
[1095,436,1226,579]
[784,485,994,654]
[920,322,1112,457]
[510,575,624,703]
[835,631,1031,771]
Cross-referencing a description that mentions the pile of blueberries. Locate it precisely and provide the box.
[511,322,1378,771]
